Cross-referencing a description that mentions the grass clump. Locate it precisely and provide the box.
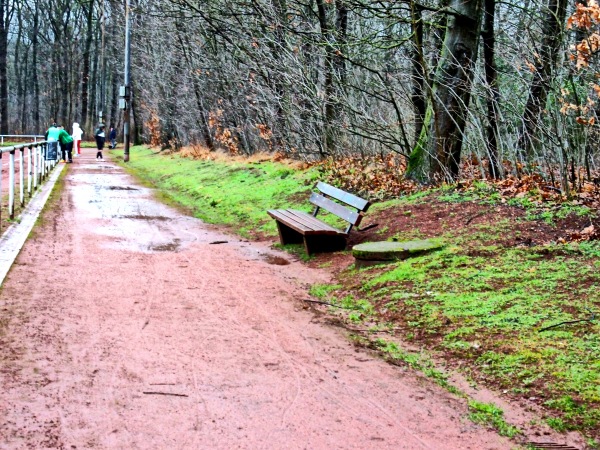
[468,400,521,438]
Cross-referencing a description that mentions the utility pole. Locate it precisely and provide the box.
[99,0,105,126]
[122,0,132,162]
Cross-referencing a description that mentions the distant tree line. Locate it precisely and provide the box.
[0,0,126,140]
[1,0,599,189]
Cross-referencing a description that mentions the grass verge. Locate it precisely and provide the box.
[111,146,321,238]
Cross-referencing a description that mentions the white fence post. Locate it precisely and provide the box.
[0,152,2,229]
[27,146,32,196]
[33,145,38,190]
[9,150,15,219]
[19,148,25,207]
[39,147,45,180]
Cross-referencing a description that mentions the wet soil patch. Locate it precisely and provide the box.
[343,197,599,249]
[148,240,180,252]
[262,254,291,265]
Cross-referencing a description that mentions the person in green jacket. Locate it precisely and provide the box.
[57,125,74,163]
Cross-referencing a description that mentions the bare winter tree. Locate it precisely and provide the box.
[0,0,596,192]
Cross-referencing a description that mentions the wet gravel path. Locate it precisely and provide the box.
[0,151,511,449]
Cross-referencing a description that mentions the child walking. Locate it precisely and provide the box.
[94,124,106,160]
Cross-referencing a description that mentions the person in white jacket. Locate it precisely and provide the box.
[72,122,83,156]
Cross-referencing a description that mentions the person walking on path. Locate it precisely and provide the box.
[109,126,117,149]
[72,123,83,156]
[94,124,106,160]
[58,126,74,163]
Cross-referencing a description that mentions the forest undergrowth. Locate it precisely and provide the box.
[114,146,600,445]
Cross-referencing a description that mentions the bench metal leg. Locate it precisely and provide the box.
[304,235,347,255]
[275,221,304,245]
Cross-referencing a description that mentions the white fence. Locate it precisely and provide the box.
[0,135,45,145]
[0,140,58,228]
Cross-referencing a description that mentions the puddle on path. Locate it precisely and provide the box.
[69,168,199,254]
[68,160,289,259]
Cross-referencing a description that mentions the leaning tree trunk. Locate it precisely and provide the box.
[407,0,485,182]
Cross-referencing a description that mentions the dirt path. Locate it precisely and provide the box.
[0,151,512,449]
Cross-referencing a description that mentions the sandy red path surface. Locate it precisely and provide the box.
[0,151,512,449]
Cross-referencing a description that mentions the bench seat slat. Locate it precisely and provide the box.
[269,209,316,232]
[267,209,346,236]
[284,210,345,234]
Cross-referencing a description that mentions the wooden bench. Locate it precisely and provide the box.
[267,182,371,255]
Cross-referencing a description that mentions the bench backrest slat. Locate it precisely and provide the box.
[309,193,362,227]
[317,182,371,212]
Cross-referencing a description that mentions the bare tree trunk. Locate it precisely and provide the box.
[334,0,347,88]
[315,0,335,155]
[81,0,95,133]
[0,0,11,134]
[109,64,119,128]
[407,0,485,182]
[60,44,69,125]
[411,2,426,144]
[32,2,40,131]
[14,4,24,133]
[131,82,142,145]
[19,50,29,133]
[516,0,568,161]
[109,4,119,131]
[89,37,99,128]
[483,0,501,178]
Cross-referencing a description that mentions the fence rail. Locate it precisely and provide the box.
[0,140,58,229]
[0,135,45,145]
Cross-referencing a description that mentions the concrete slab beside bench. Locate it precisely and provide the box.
[352,239,444,267]
[267,182,370,255]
